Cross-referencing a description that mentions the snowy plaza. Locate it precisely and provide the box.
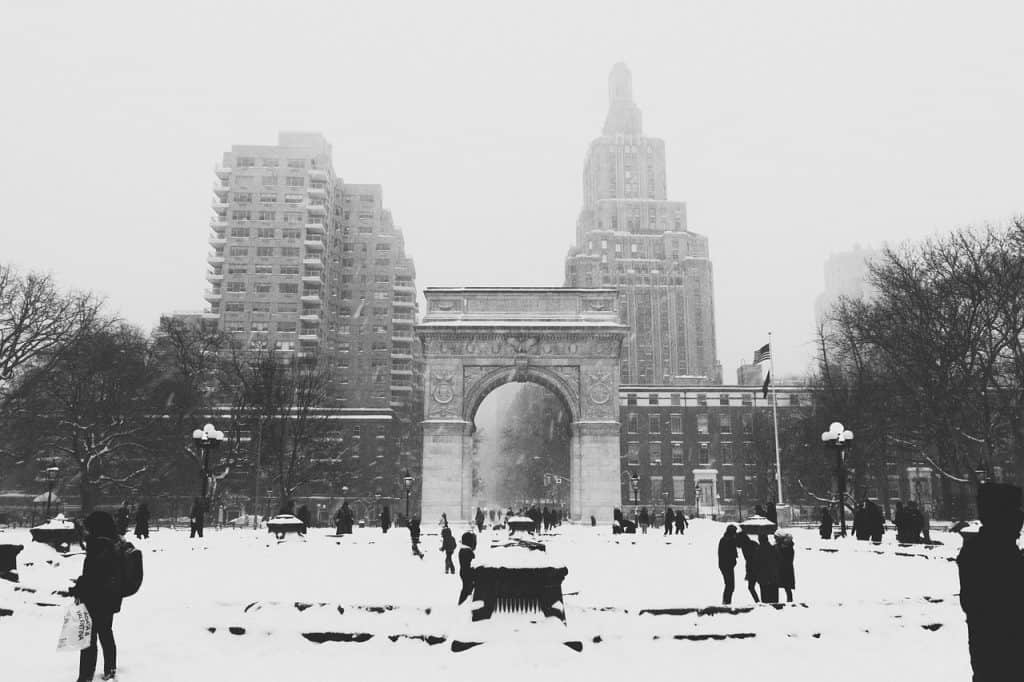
[1,519,972,681]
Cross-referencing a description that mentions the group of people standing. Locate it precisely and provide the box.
[816,499,931,543]
[113,501,150,540]
[718,525,795,605]
[635,507,689,535]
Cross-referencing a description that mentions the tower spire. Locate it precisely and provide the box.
[603,62,643,135]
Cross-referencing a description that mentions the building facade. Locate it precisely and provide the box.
[565,64,720,384]
[204,132,422,503]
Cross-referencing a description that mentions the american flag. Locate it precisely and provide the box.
[753,343,771,364]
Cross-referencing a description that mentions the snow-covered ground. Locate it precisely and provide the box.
[0,519,972,681]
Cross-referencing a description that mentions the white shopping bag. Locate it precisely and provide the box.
[57,602,92,652]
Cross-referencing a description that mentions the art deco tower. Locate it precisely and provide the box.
[565,64,720,384]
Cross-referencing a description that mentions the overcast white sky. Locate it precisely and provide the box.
[2,1,1022,377]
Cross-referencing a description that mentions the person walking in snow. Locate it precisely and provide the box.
[475,507,485,533]
[408,517,424,558]
[295,504,311,535]
[439,512,449,529]
[189,497,205,538]
[457,531,477,605]
[380,505,391,533]
[638,507,650,534]
[718,525,738,604]
[776,532,796,603]
[133,502,150,540]
[738,531,760,603]
[958,483,1024,681]
[675,511,688,535]
[440,526,457,574]
[818,506,833,540]
[70,510,123,682]
[663,507,675,536]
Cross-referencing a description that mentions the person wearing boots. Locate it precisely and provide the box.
[819,506,833,540]
[457,531,477,605]
[958,482,1024,681]
[70,511,123,682]
[675,511,688,535]
[440,527,457,574]
[663,507,675,536]
[738,531,760,603]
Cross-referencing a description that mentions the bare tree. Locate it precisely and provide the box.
[0,265,104,402]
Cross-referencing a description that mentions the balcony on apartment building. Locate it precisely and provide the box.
[204,289,222,302]
[215,166,231,180]
[211,198,229,213]
[304,235,325,249]
[307,186,327,198]
[305,222,326,234]
[208,252,225,264]
[308,168,328,182]
[307,203,326,215]
[206,270,224,283]
[212,182,229,198]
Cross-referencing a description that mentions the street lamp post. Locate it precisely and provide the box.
[374,491,382,527]
[821,421,854,537]
[737,487,744,522]
[191,423,226,502]
[630,471,639,519]
[695,484,702,519]
[403,470,414,519]
[44,466,59,519]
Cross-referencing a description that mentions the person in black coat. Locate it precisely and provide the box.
[408,517,424,558]
[674,511,688,535]
[440,527,456,573]
[457,531,477,605]
[958,483,1024,681]
[818,506,833,540]
[475,507,485,532]
[380,505,391,533]
[70,510,123,682]
[663,507,675,536]
[133,503,150,540]
[776,533,796,603]
[853,501,870,541]
[718,525,738,604]
[638,507,650,534]
[189,497,204,538]
[755,534,780,604]
[866,500,885,542]
[738,532,760,603]
[295,504,311,534]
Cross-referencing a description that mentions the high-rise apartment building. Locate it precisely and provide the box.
[813,244,881,323]
[565,64,720,384]
[205,132,422,501]
[207,132,334,353]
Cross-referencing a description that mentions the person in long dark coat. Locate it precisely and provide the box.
[475,507,485,532]
[893,501,908,542]
[819,506,833,540]
[776,533,796,603]
[718,525,739,604]
[755,534,780,604]
[380,505,391,533]
[189,497,204,538]
[295,504,311,534]
[906,501,924,543]
[638,507,650,534]
[663,507,675,536]
[457,531,477,605]
[408,517,423,558]
[853,501,870,540]
[738,532,760,603]
[958,483,1024,681]
[133,503,150,540]
[675,511,688,535]
[867,500,885,542]
[70,510,123,682]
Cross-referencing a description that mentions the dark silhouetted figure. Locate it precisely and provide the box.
[765,502,777,525]
[958,483,1024,682]
[457,531,477,605]
[380,505,391,533]
[409,517,423,558]
[638,507,650,534]
[906,501,925,543]
[853,501,870,541]
[440,527,456,573]
[866,500,885,542]
[440,512,449,529]
[663,507,675,536]
[475,507,485,532]
[718,525,738,604]
[819,506,833,540]
[115,504,130,537]
[71,511,123,682]
[756,534,779,604]
[738,532,760,603]
[189,497,204,538]
[675,511,688,535]
[133,503,150,540]
[893,501,909,542]
[776,533,795,603]
[295,504,311,535]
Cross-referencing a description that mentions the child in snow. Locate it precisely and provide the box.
[440,527,457,574]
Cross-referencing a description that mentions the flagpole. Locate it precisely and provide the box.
[769,331,783,505]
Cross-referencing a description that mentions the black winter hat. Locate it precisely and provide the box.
[83,510,117,538]
[461,531,476,549]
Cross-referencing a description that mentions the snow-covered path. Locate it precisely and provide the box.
[0,519,971,681]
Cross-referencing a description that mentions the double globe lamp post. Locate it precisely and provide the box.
[192,423,226,505]
[821,421,854,537]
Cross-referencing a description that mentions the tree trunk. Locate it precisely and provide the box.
[939,474,954,521]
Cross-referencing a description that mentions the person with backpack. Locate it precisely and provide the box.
[69,511,125,681]
[440,527,457,573]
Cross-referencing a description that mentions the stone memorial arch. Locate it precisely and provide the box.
[417,287,627,524]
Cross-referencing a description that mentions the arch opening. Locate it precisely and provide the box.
[472,382,572,515]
